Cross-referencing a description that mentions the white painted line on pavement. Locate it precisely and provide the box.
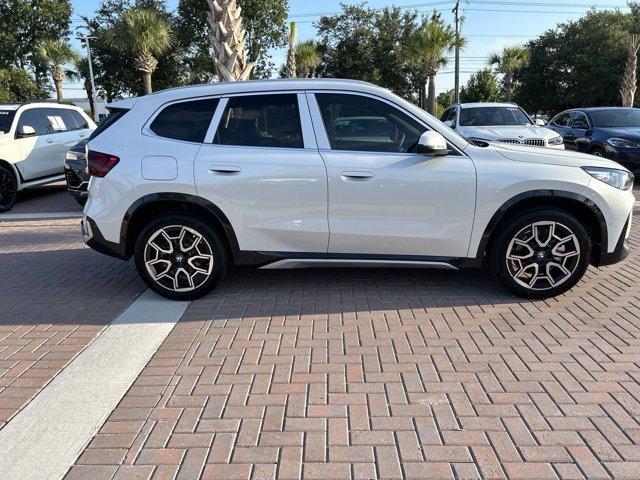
[0,289,189,480]
[0,212,83,221]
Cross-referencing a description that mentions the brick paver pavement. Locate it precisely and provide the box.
[66,205,640,480]
[10,182,82,214]
[0,218,144,429]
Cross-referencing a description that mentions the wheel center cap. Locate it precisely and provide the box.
[536,251,546,261]
[174,254,185,264]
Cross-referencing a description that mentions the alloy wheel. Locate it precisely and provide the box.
[144,225,215,292]
[0,169,16,210]
[505,221,581,291]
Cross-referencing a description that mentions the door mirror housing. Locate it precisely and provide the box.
[17,125,36,137]
[534,118,546,126]
[417,131,449,156]
[442,120,453,128]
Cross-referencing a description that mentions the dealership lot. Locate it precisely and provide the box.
[0,184,639,480]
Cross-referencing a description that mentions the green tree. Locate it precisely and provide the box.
[437,89,454,114]
[316,5,417,100]
[460,68,502,103]
[0,68,45,103]
[0,0,72,87]
[37,39,78,102]
[296,41,321,78]
[103,7,173,94]
[489,45,529,102]
[176,0,289,79]
[407,12,465,114]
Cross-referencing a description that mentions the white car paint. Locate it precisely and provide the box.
[442,102,565,150]
[83,79,634,281]
[0,102,96,187]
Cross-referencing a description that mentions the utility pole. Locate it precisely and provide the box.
[76,35,98,122]
[453,0,461,103]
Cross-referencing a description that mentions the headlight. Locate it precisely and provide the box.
[582,166,634,190]
[607,137,640,148]
[548,136,563,146]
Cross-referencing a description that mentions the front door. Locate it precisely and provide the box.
[308,92,476,258]
[13,108,59,180]
[194,92,328,254]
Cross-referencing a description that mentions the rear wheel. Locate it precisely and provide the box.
[134,214,228,300]
[489,209,591,298]
[0,165,17,213]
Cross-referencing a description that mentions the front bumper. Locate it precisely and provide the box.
[82,216,128,260]
[597,214,632,266]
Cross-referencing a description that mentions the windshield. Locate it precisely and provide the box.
[0,110,16,134]
[590,108,640,128]
[459,106,532,127]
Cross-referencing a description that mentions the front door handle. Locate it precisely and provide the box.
[209,165,241,174]
[341,171,375,179]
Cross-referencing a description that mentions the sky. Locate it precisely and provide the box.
[64,0,632,99]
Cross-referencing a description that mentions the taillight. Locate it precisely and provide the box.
[87,150,120,177]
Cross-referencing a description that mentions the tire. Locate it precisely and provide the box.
[0,165,17,213]
[74,195,87,207]
[134,214,228,300]
[590,146,606,158]
[489,209,591,299]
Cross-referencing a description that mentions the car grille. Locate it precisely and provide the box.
[64,168,85,189]
[498,138,546,147]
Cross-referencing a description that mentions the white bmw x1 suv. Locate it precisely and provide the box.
[82,79,635,300]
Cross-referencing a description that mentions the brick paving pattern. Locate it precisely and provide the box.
[66,206,640,480]
[0,218,144,429]
[8,182,82,214]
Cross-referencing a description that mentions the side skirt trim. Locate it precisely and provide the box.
[258,258,459,271]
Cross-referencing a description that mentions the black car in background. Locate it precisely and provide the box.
[548,107,640,173]
[64,139,88,205]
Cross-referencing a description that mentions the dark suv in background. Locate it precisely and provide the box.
[548,107,640,173]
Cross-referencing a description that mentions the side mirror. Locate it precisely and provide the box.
[442,120,453,128]
[17,125,36,137]
[534,119,546,126]
[417,131,449,156]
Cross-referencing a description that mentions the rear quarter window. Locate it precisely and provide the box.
[150,98,219,143]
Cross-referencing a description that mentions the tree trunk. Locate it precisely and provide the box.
[143,72,152,95]
[505,72,513,102]
[621,35,640,107]
[53,65,64,102]
[427,75,436,115]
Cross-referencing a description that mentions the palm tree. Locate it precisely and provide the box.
[66,58,96,120]
[407,15,465,114]
[489,45,530,102]
[284,22,297,79]
[207,0,253,82]
[296,41,321,78]
[37,39,78,102]
[104,8,172,95]
[620,34,640,107]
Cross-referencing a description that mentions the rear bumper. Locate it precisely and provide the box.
[82,216,128,260]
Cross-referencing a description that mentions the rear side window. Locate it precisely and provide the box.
[88,108,128,141]
[150,98,219,143]
[42,108,70,132]
[69,110,90,129]
[214,94,303,149]
[16,109,49,136]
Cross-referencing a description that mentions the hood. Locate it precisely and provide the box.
[486,142,628,170]
[458,124,559,141]
[597,127,640,140]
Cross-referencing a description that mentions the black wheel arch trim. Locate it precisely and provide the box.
[120,192,241,262]
[473,189,609,266]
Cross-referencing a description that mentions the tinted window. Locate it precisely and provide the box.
[150,98,219,143]
[316,93,426,153]
[570,113,589,129]
[16,109,49,136]
[590,108,640,128]
[215,94,303,148]
[552,112,571,127]
[0,110,16,134]
[441,108,456,124]
[69,110,90,129]
[459,106,531,126]
[42,108,69,132]
[89,108,128,141]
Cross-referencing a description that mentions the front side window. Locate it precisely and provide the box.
[459,106,532,127]
[150,98,219,143]
[316,93,426,153]
[214,94,303,149]
[0,110,16,134]
[16,109,49,136]
[552,112,571,127]
[570,113,589,129]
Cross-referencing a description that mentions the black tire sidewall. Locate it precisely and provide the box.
[0,165,17,213]
[134,214,228,300]
[490,209,591,299]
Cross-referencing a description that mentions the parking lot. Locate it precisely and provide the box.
[0,183,639,480]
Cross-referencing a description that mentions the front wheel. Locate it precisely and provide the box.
[0,165,17,213]
[489,209,591,299]
[134,214,228,300]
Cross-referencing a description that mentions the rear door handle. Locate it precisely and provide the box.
[341,171,374,179]
[46,139,54,144]
[208,165,241,174]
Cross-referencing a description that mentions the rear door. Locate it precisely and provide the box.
[13,107,59,180]
[194,92,329,254]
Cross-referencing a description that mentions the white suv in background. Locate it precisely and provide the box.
[0,102,96,212]
[441,102,565,149]
[82,79,635,300]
